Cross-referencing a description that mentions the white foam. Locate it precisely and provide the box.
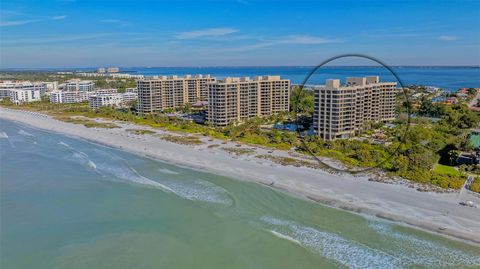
[18,129,34,137]
[92,148,232,205]
[93,160,175,193]
[368,221,480,267]
[58,141,73,149]
[260,216,401,269]
[69,151,98,172]
[0,131,15,148]
[63,145,232,204]
[157,167,179,175]
[161,178,233,205]
[87,160,97,170]
[270,230,302,246]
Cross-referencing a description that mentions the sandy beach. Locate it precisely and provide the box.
[1,107,479,245]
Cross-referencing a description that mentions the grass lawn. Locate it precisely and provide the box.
[433,164,461,176]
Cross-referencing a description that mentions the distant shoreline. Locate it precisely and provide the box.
[1,65,479,71]
[1,107,480,246]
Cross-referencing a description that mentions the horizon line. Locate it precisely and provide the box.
[1,65,479,71]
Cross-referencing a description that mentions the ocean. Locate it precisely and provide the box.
[2,66,480,91]
[1,119,480,268]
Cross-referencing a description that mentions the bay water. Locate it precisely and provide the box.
[3,66,479,91]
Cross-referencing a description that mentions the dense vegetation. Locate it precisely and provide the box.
[470,177,480,193]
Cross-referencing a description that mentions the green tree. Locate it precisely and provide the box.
[290,86,314,114]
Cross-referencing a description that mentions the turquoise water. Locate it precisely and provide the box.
[1,119,480,268]
[470,134,480,149]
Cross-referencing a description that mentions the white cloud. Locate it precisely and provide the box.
[278,35,340,44]
[176,27,239,39]
[221,35,340,52]
[0,19,37,27]
[223,42,275,52]
[438,35,457,41]
[52,15,67,20]
[1,33,115,46]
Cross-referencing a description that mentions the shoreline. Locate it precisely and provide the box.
[1,107,480,246]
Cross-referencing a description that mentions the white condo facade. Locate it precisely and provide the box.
[0,81,45,103]
[61,79,95,92]
[89,94,124,110]
[88,92,138,110]
[49,91,93,104]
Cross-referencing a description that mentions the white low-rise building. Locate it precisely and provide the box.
[50,91,93,103]
[4,89,41,103]
[43,81,58,92]
[76,72,106,77]
[0,81,44,103]
[122,92,138,103]
[61,79,95,92]
[107,67,120,73]
[89,93,124,110]
[88,91,138,110]
[111,73,144,79]
[95,88,118,94]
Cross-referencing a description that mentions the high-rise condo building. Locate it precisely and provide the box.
[137,75,215,113]
[313,76,397,140]
[207,76,290,126]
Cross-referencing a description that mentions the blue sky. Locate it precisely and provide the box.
[0,0,479,67]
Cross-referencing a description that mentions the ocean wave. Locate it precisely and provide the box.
[0,131,15,148]
[58,141,73,149]
[162,178,233,206]
[260,216,401,269]
[94,161,175,192]
[69,152,98,172]
[269,230,302,245]
[157,167,180,175]
[18,129,35,137]
[368,221,480,267]
[90,148,232,205]
[59,142,171,191]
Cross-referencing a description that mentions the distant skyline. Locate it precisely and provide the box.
[1,0,479,68]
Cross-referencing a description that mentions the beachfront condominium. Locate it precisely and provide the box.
[0,81,45,103]
[313,76,397,140]
[89,93,122,110]
[50,91,93,103]
[137,75,215,113]
[61,79,95,92]
[207,76,290,126]
[88,91,138,110]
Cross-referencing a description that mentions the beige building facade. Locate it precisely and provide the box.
[207,76,290,126]
[137,75,215,113]
[313,76,397,140]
